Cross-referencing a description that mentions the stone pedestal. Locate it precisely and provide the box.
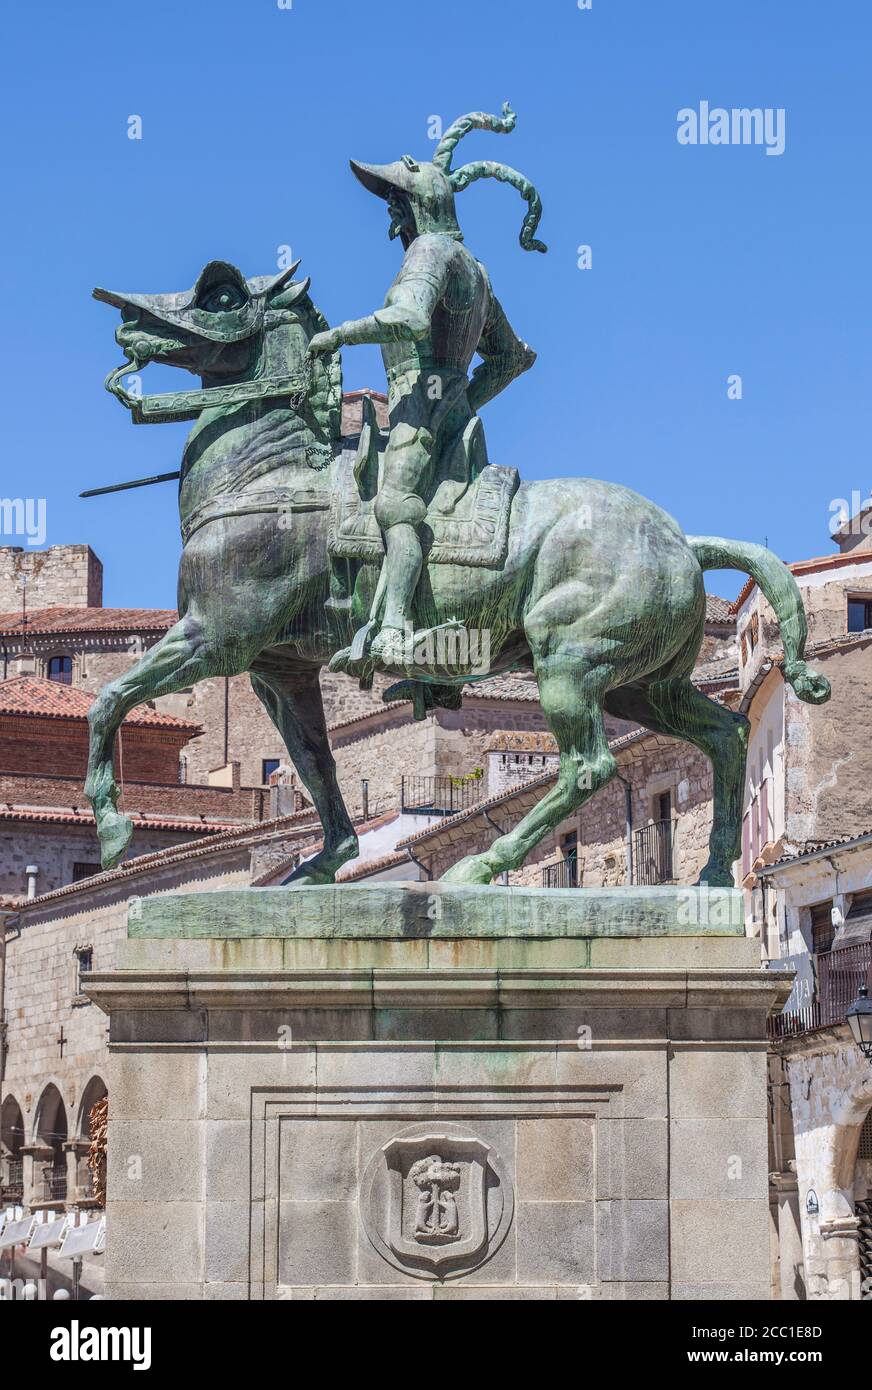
[86,883,788,1301]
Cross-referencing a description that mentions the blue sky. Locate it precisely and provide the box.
[1,0,869,607]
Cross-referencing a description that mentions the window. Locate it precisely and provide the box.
[71,862,100,882]
[262,758,281,784]
[811,902,835,955]
[655,790,672,824]
[47,655,72,684]
[73,945,93,997]
[848,598,872,633]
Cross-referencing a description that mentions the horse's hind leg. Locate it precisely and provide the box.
[249,659,358,885]
[604,679,750,887]
[86,615,225,868]
[442,658,617,885]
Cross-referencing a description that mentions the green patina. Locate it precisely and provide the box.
[85,104,830,891]
[127,883,746,940]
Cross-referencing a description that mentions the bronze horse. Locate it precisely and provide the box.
[85,260,829,885]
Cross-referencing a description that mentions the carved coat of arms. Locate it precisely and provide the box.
[360,1123,513,1280]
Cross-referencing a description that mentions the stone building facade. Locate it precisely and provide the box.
[734,508,872,1299]
[0,810,325,1293]
[3,485,872,1298]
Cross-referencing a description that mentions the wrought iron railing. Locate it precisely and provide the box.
[400,774,483,817]
[633,819,675,886]
[43,1163,67,1202]
[3,1157,23,1196]
[768,943,872,1041]
[541,859,580,889]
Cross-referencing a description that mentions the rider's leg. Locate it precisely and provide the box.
[369,423,432,658]
[376,521,423,634]
[329,425,433,674]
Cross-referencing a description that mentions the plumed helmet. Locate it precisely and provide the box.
[350,103,546,253]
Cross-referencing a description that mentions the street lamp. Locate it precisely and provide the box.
[846,985,872,1061]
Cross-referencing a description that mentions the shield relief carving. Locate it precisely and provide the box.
[360,1122,514,1280]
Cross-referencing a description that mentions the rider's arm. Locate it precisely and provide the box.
[333,241,447,347]
[468,288,536,413]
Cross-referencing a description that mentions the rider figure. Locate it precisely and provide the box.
[308,104,545,675]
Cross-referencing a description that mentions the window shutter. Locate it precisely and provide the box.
[759,777,770,846]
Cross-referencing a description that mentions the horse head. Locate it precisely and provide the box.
[93,258,343,441]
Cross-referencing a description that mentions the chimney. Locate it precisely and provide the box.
[269,764,297,820]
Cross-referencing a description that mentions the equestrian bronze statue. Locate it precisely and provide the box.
[84,105,830,888]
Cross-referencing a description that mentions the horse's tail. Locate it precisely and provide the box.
[687,535,831,706]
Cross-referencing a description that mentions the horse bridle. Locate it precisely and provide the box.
[104,354,314,426]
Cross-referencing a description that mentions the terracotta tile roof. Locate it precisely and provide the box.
[464,674,540,702]
[0,606,177,637]
[0,805,237,833]
[0,676,200,731]
[8,809,322,909]
[482,730,558,754]
[327,673,542,737]
[759,829,872,872]
[396,769,556,850]
[705,594,736,625]
[337,849,412,882]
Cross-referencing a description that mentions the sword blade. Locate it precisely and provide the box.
[79,471,181,498]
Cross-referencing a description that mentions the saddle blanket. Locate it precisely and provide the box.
[328,460,519,569]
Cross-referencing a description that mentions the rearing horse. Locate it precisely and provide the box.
[85,258,829,886]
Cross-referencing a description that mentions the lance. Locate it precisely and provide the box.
[79,471,180,498]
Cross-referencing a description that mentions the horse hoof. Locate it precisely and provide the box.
[441,856,494,886]
[283,873,330,888]
[99,812,134,870]
[695,864,735,889]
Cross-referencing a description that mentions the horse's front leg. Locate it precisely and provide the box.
[86,615,219,868]
[249,661,358,885]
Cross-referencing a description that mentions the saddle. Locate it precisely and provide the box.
[328,399,519,570]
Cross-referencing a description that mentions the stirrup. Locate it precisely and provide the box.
[349,619,377,662]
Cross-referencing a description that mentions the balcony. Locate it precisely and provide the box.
[768,943,872,1041]
[2,1156,23,1198]
[541,858,579,889]
[633,819,675,886]
[42,1162,67,1202]
[400,774,483,817]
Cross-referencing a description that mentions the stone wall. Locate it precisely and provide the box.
[0,545,103,611]
[87,898,780,1301]
[0,721,188,786]
[0,770,270,824]
[0,842,262,1183]
[331,699,547,821]
[739,561,872,693]
[784,640,872,847]
[165,670,392,789]
[0,822,223,899]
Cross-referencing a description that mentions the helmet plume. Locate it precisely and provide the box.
[431,102,546,254]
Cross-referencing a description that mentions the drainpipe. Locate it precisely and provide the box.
[483,809,509,886]
[614,772,634,885]
[0,907,20,1089]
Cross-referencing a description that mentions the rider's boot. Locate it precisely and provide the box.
[329,522,422,677]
